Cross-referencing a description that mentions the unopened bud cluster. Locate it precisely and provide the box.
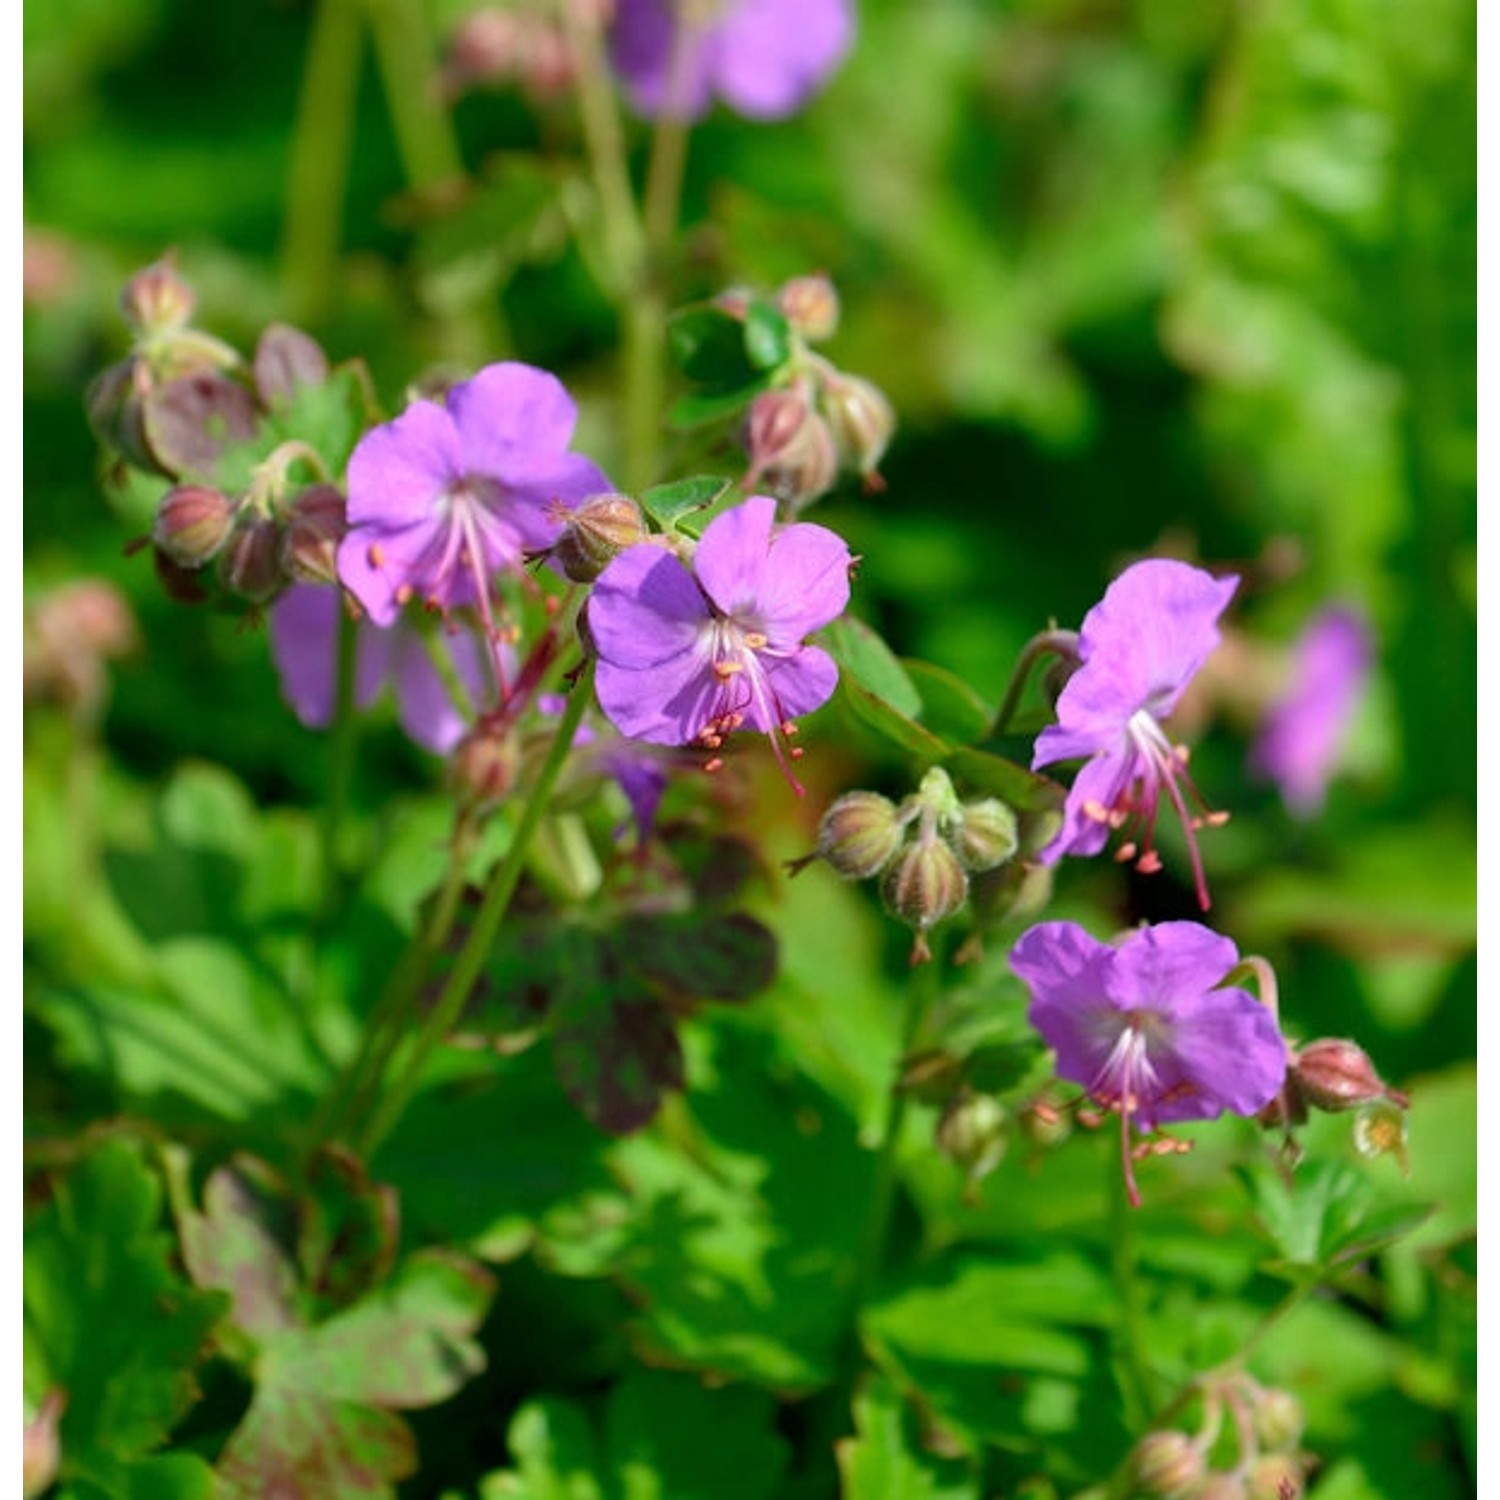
[812,766,1018,961]
[96,260,359,613]
[1129,1374,1310,1500]
[727,273,895,511]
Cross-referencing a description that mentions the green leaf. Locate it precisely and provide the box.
[742,301,794,371]
[553,991,685,1135]
[668,305,761,388]
[826,617,925,719]
[942,746,1065,815]
[24,1141,228,1495]
[837,1375,980,1499]
[626,912,778,1004]
[860,1250,1116,1451]
[481,1399,605,1500]
[638,474,732,529]
[604,1368,791,1500]
[900,659,993,746]
[668,378,773,430]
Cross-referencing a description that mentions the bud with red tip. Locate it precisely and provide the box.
[1245,1452,1306,1500]
[821,369,895,481]
[742,387,839,508]
[1289,1038,1408,1114]
[120,256,196,335]
[282,484,347,586]
[776,274,840,342]
[218,516,285,602]
[816,790,907,879]
[553,494,649,583]
[1130,1430,1206,1500]
[152,484,237,569]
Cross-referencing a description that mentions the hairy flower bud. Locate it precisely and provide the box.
[23,1391,65,1500]
[282,484,347,586]
[953,797,1019,871]
[218,516,285,602]
[1245,1452,1306,1500]
[86,358,158,472]
[1194,1476,1248,1500]
[152,484,237,568]
[1291,1038,1408,1114]
[817,790,906,879]
[776,274,840,342]
[553,493,649,583]
[120,256,195,334]
[821,370,895,478]
[450,724,520,812]
[1250,1387,1305,1454]
[935,1089,1008,1183]
[743,388,839,507]
[881,836,968,935]
[1131,1431,1206,1500]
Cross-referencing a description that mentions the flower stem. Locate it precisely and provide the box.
[361,0,465,194]
[1109,1153,1156,1429]
[990,627,1081,737]
[353,661,595,1158]
[318,602,361,915]
[847,945,943,1353]
[281,0,364,321]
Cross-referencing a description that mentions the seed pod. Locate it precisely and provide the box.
[553,494,649,583]
[820,370,895,478]
[817,790,906,879]
[1291,1038,1407,1113]
[152,484,237,568]
[952,797,1018,871]
[218,516,285,602]
[1131,1431,1206,1500]
[120,256,195,334]
[881,836,968,934]
[776,274,840,342]
[1250,1386,1305,1454]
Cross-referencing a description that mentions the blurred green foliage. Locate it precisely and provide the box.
[24,0,1474,1496]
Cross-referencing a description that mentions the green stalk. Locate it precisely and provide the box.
[319,601,361,912]
[281,0,364,321]
[354,664,595,1158]
[1110,1154,1156,1429]
[847,947,943,1351]
[361,0,465,193]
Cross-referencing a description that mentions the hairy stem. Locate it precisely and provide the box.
[354,662,594,1157]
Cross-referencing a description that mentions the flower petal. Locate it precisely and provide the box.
[589,544,709,669]
[345,399,461,530]
[446,361,582,459]
[1009,921,1125,1087]
[1035,747,1137,863]
[1153,985,1288,1124]
[692,495,778,618]
[1074,560,1238,721]
[270,584,387,727]
[760,644,839,723]
[608,0,716,120]
[1105,921,1241,1012]
[389,622,491,754]
[596,648,715,745]
[713,0,853,120]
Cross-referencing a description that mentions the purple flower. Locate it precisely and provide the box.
[609,0,853,122]
[1034,559,1238,910]
[1250,605,1372,817]
[1009,919,1287,1206]
[270,583,491,754]
[587,495,851,790]
[335,362,609,640]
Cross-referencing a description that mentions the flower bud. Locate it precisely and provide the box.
[935,1089,1008,1182]
[742,389,840,508]
[120,256,195,334]
[820,370,895,478]
[24,1391,65,1499]
[86,358,158,473]
[1290,1038,1407,1114]
[1194,1476,1248,1500]
[881,836,968,934]
[450,724,520,812]
[152,484,237,568]
[218,516,285,602]
[553,494,649,583]
[817,790,906,879]
[1131,1430,1206,1500]
[776,274,840,342]
[1250,1387,1305,1454]
[282,484,347,586]
[952,797,1018,871]
[1245,1452,1305,1500]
